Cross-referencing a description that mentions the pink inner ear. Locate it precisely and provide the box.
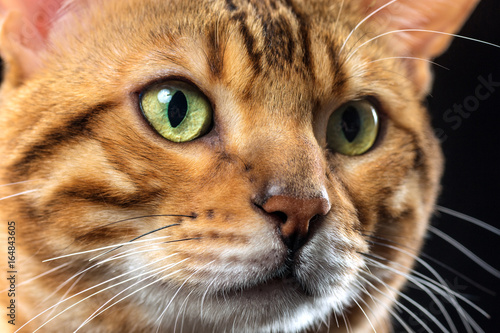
[1,0,67,41]
[357,0,479,59]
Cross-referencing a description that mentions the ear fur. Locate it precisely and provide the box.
[0,0,67,84]
[357,0,480,93]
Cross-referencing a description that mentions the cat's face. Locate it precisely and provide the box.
[0,0,479,332]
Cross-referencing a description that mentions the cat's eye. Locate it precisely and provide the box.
[140,81,212,142]
[326,100,379,156]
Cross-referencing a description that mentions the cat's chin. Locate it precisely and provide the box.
[142,267,358,333]
[145,284,350,333]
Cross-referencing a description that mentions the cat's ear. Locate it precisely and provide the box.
[0,0,68,84]
[355,0,479,93]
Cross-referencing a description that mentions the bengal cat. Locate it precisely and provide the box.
[0,0,497,332]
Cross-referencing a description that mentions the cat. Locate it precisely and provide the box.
[0,0,497,332]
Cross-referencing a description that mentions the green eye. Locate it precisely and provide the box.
[140,81,212,142]
[326,100,379,156]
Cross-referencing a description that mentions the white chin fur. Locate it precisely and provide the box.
[140,278,358,333]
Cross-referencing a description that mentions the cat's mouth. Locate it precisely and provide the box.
[223,262,317,299]
[224,275,312,301]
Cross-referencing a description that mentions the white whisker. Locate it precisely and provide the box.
[0,189,39,201]
[0,263,69,292]
[429,226,500,278]
[155,260,216,329]
[366,56,449,69]
[200,278,217,320]
[339,0,400,54]
[15,254,181,333]
[341,312,352,333]
[365,257,459,333]
[355,279,415,333]
[75,262,189,332]
[365,239,488,332]
[351,295,377,333]
[436,206,500,236]
[359,274,434,333]
[332,0,345,37]
[366,239,489,317]
[345,29,500,64]
[174,288,196,333]
[44,272,85,325]
[43,235,172,262]
[0,180,35,187]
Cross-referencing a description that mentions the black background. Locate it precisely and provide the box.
[397,0,500,332]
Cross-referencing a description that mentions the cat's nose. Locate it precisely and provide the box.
[262,194,331,251]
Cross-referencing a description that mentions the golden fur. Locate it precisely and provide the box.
[0,0,479,332]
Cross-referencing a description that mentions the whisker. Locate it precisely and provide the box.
[0,263,69,292]
[98,223,182,257]
[75,262,190,332]
[351,295,377,333]
[363,231,493,294]
[200,278,217,320]
[345,29,500,64]
[173,288,196,333]
[40,260,188,333]
[341,312,352,333]
[44,273,86,325]
[93,236,199,261]
[15,254,181,333]
[428,226,500,278]
[74,214,195,243]
[359,274,435,333]
[384,253,486,318]
[332,0,345,37]
[43,235,172,262]
[90,240,176,262]
[436,205,500,236]
[364,256,460,333]
[43,247,159,304]
[364,240,488,332]
[339,0,401,54]
[156,260,216,328]
[364,239,490,317]
[355,280,414,333]
[365,56,449,70]
[0,189,39,201]
[42,264,94,306]
[419,251,495,295]
[0,180,35,187]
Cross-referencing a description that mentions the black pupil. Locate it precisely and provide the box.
[168,91,188,128]
[341,107,361,142]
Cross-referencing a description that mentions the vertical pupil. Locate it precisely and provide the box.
[341,107,361,142]
[168,91,188,128]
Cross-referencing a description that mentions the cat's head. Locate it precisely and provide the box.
[0,0,477,331]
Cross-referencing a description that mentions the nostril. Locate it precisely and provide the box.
[310,214,320,225]
[254,203,288,225]
[255,194,331,252]
[271,211,288,224]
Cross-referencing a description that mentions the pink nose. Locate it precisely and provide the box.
[262,195,331,250]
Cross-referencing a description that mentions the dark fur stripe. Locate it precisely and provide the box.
[56,182,159,209]
[207,24,224,78]
[48,180,161,208]
[225,0,237,11]
[13,102,115,176]
[283,0,313,78]
[262,15,295,66]
[231,12,262,75]
[325,37,347,92]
